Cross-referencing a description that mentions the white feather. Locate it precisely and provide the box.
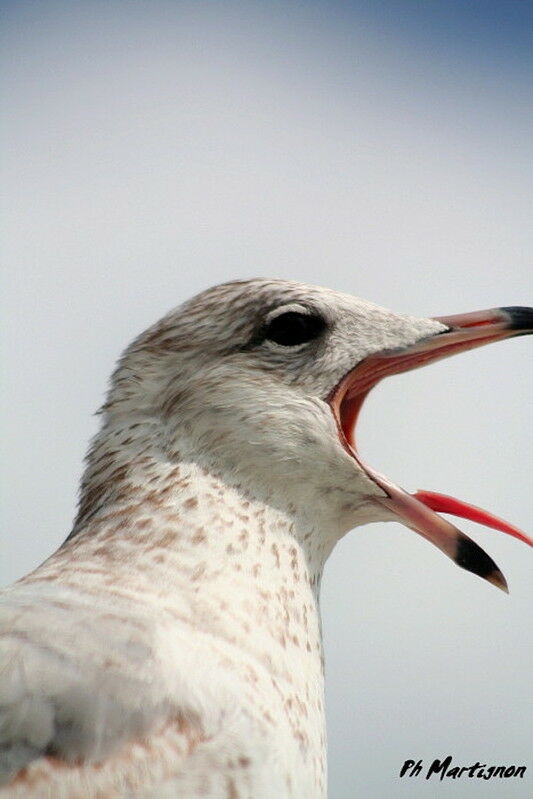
[0,279,444,797]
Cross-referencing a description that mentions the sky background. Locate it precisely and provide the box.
[1,1,532,796]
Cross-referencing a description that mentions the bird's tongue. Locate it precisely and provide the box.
[329,305,533,592]
[349,444,533,593]
[365,459,533,593]
[412,490,532,546]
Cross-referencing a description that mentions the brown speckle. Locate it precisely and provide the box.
[226,776,239,799]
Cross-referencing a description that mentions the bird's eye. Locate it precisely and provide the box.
[264,311,326,346]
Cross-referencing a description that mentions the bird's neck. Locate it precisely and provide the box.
[71,414,336,576]
[68,415,328,629]
[51,419,329,794]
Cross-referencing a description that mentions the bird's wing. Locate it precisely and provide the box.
[0,581,276,798]
[1,713,270,799]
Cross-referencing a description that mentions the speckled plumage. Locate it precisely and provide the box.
[0,279,452,798]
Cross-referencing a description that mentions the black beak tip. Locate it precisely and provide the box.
[454,536,509,593]
[500,306,533,334]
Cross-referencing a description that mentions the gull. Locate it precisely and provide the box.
[1,279,531,798]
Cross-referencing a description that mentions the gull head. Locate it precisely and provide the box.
[104,278,532,587]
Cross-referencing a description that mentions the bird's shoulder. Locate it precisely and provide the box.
[1,710,280,799]
[0,574,286,797]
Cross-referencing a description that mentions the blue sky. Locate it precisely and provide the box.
[331,0,533,52]
[2,0,532,60]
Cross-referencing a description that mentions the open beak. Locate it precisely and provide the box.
[329,306,533,592]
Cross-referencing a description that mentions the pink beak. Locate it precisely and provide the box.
[329,306,533,592]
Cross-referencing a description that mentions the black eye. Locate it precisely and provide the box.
[264,311,326,346]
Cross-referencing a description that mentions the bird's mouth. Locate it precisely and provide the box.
[328,306,533,592]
